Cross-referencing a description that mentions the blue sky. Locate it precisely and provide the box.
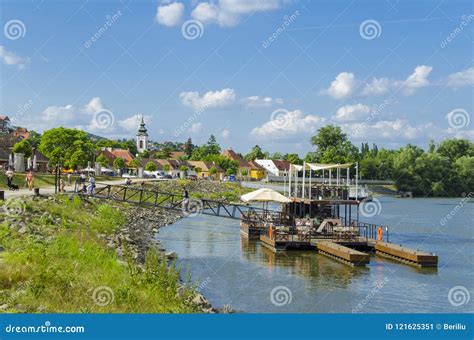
[1,0,473,154]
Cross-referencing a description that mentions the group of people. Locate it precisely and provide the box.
[4,168,34,191]
[75,173,96,195]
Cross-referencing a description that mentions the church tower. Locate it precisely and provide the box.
[136,116,148,154]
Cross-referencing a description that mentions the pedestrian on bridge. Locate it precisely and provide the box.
[183,187,189,212]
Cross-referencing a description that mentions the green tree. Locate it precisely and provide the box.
[184,138,194,158]
[206,135,220,155]
[163,164,171,172]
[113,157,126,169]
[209,166,218,175]
[96,154,110,167]
[437,139,473,162]
[245,145,265,161]
[12,139,32,158]
[129,159,140,168]
[39,127,94,169]
[310,125,358,163]
[454,156,474,193]
[284,153,303,165]
[145,161,157,171]
[28,130,42,149]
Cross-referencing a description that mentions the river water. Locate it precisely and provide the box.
[158,196,473,313]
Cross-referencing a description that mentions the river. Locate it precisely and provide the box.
[157,195,473,313]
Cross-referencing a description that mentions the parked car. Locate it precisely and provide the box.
[122,173,137,178]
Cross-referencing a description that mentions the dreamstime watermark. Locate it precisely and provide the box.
[174,104,206,138]
[440,192,472,226]
[4,19,26,40]
[183,198,204,218]
[440,14,474,48]
[359,197,382,217]
[270,286,292,306]
[196,277,211,293]
[92,286,115,306]
[359,19,381,40]
[2,199,26,217]
[270,108,292,130]
[91,109,115,129]
[446,108,470,129]
[10,99,34,125]
[84,11,123,48]
[5,279,32,307]
[5,321,85,334]
[262,10,300,48]
[448,286,470,307]
[352,277,389,313]
[181,20,204,40]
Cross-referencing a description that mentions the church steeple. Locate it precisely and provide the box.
[137,116,148,136]
[136,116,149,153]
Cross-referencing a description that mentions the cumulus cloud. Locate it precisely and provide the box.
[242,96,283,108]
[118,114,152,133]
[82,97,105,114]
[156,2,184,27]
[333,104,372,122]
[180,88,236,111]
[191,0,281,26]
[0,46,29,69]
[321,65,433,99]
[320,72,357,99]
[188,122,203,133]
[251,110,326,140]
[446,67,474,88]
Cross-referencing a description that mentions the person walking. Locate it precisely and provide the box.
[87,174,96,195]
[183,187,189,212]
[26,170,34,191]
[67,173,72,186]
[5,168,13,189]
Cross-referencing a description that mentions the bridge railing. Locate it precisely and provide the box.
[75,183,293,224]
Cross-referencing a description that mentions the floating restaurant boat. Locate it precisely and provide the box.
[240,162,438,268]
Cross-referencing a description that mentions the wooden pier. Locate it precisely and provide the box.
[312,240,370,266]
[374,241,438,267]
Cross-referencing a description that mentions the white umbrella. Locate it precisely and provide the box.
[241,188,291,203]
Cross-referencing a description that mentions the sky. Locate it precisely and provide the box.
[0,0,473,155]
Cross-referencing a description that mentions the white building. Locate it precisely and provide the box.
[255,159,290,177]
[136,116,149,153]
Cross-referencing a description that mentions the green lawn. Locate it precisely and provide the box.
[0,173,119,189]
[0,196,200,313]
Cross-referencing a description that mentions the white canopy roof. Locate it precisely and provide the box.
[241,188,291,203]
[291,163,353,171]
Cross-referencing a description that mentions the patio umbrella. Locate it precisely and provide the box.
[241,188,291,203]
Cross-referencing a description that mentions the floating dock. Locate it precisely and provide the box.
[312,240,370,266]
[374,241,438,267]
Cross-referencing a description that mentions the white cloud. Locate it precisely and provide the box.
[221,128,230,138]
[0,46,29,69]
[333,104,371,122]
[322,65,433,99]
[251,110,326,139]
[191,0,281,27]
[118,114,152,133]
[82,97,105,114]
[342,119,428,142]
[401,65,432,94]
[446,67,474,88]
[320,72,357,99]
[242,96,283,108]
[188,122,203,133]
[42,104,76,123]
[156,2,184,27]
[180,88,236,111]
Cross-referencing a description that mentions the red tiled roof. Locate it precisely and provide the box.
[248,161,265,170]
[272,159,290,171]
[222,149,250,168]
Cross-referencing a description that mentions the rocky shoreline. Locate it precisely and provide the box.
[92,198,221,313]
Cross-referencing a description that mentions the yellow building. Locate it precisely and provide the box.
[248,161,267,180]
[187,161,224,180]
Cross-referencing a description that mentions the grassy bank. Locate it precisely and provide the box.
[0,173,118,189]
[0,195,200,313]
